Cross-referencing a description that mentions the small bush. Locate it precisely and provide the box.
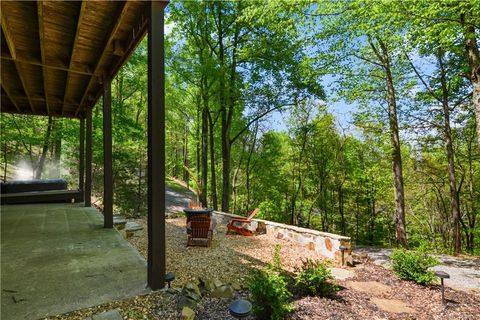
[391,249,439,285]
[295,259,338,296]
[249,270,293,320]
[248,245,293,320]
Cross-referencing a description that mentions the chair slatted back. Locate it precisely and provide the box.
[247,208,260,220]
[190,216,211,239]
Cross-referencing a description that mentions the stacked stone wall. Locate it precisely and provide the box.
[211,211,352,265]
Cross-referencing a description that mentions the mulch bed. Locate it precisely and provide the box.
[47,217,479,319]
[290,258,480,320]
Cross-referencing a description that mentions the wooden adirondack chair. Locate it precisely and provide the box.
[187,215,213,247]
[226,208,260,236]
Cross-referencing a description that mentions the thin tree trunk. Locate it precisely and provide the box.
[3,139,7,182]
[207,111,218,210]
[200,102,208,207]
[339,185,346,235]
[173,132,179,178]
[53,119,62,177]
[183,123,190,189]
[35,116,53,179]
[196,96,201,201]
[245,123,258,213]
[371,38,408,247]
[461,15,480,147]
[437,49,461,254]
[216,2,230,212]
[466,124,477,254]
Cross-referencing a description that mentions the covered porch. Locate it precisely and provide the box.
[1,203,148,319]
[1,0,169,318]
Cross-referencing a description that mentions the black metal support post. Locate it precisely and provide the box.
[147,0,167,290]
[79,117,85,202]
[103,77,113,228]
[85,110,92,207]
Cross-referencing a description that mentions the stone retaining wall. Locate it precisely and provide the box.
[212,211,352,265]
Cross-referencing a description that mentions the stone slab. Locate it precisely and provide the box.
[331,267,355,280]
[371,298,416,314]
[125,221,143,232]
[346,281,391,295]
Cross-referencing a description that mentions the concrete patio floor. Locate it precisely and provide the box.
[1,203,149,320]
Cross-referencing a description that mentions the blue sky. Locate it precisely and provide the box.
[265,74,357,133]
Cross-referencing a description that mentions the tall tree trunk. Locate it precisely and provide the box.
[35,116,53,179]
[3,138,7,182]
[216,1,240,213]
[196,96,202,201]
[245,123,258,213]
[461,15,480,147]
[216,2,231,212]
[173,132,179,178]
[466,121,477,254]
[200,103,208,207]
[53,119,62,177]
[207,111,218,210]
[437,49,462,254]
[372,38,408,247]
[339,185,346,235]
[183,123,190,189]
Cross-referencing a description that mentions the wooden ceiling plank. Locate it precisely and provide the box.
[91,10,149,106]
[1,56,94,76]
[62,1,86,116]
[0,8,16,59]
[75,1,131,116]
[38,1,50,115]
[1,84,21,112]
[1,8,35,113]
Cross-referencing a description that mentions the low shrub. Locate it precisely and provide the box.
[249,270,293,320]
[294,259,338,296]
[248,245,293,320]
[390,249,439,285]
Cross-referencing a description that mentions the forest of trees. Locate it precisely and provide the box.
[1,0,479,255]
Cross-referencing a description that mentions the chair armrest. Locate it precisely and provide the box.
[230,218,252,223]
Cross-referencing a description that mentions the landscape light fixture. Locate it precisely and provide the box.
[165,272,175,288]
[339,245,347,266]
[434,270,450,304]
[229,299,252,319]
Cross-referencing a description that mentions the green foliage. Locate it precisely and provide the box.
[124,309,144,319]
[294,259,338,296]
[249,270,293,320]
[248,245,293,320]
[391,249,439,285]
[269,244,283,273]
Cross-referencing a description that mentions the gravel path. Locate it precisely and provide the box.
[165,186,196,215]
[354,246,480,293]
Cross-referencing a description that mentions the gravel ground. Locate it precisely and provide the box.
[354,246,480,293]
[128,217,325,288]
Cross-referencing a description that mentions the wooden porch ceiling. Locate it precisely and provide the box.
[1,0,149,118]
